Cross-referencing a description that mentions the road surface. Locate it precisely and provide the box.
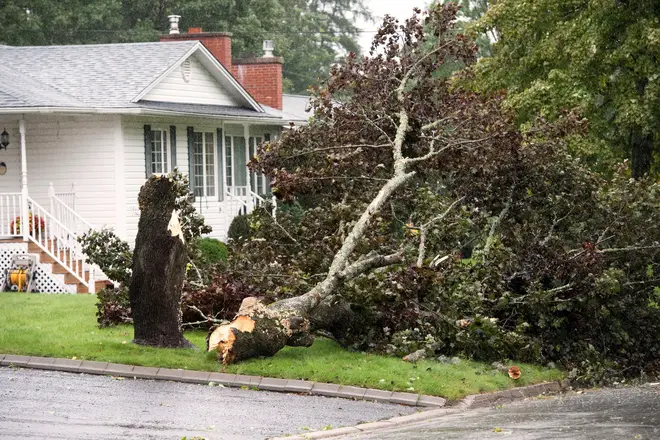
[336,385,660,439]
[0,366,416,439]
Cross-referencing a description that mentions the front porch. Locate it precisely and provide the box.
[0,117,105,294]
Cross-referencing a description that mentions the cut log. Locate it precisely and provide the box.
[206,294,357,364]
[207,298,304,364]
[129,175,193,348]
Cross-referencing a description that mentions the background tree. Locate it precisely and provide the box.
[0,0,372,93]
[472,0,660,177]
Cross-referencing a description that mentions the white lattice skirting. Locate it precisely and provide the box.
[0,243,76,294]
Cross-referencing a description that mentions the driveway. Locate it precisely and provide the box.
[0,366,416,439]
[334,385,660,439]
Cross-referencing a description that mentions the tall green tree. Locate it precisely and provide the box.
[473,0,660,178]
[0,0,371,93]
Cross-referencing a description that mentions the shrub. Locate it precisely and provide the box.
[227,214,251,241]
[96,287,131,328]
[195,238,228,264]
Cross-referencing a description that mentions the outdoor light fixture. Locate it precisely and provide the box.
[0,129,8,150]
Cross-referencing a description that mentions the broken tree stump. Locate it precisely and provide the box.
[129,175,193,348]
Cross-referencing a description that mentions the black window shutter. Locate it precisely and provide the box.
[170,125,177,170]
[143,125,152,179]
[264,133,271,142]
[217,128,224,201]
[187,126,194,191]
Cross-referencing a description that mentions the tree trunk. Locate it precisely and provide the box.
[206,295,357,364]
[129,175,192,348]
[630,127,653,179]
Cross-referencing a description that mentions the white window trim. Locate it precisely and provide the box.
[191,130,216,199]
[150,127,171,176]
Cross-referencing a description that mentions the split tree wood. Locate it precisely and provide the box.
[129,175,193,348]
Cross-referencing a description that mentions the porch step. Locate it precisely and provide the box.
[24,239,110,294]
[77,280,113,294]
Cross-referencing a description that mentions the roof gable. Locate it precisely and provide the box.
[134,45,262,112]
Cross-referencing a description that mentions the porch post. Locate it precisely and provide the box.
[19,119,28,241]
[221,122,227,199]
[243,123,252,196]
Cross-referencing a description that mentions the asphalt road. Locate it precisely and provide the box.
[336,385,660,440]
[0,366,416,440]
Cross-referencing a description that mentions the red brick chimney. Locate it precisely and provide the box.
[160,27,233,71]
[231,57,283,110]
[160,18,284,110]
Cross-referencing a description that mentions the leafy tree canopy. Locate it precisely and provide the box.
[0,0,371,93]
[471,0,660,177]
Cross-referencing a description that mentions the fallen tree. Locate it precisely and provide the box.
[208,4,517,363]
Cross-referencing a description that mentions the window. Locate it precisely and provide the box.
[191,131,215,198]
[148,129,169,175]
[224,136,247,196]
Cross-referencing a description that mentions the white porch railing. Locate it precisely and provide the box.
[224,186,276,217]
[26,196,95,292]
[49,183,92,236]
[0,193,23,237]
[54,183,76,211]
[0,188,96,293]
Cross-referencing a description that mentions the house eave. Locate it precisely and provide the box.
[0,106,284,123]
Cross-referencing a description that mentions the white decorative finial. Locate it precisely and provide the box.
[263,40,274,57]
[168,15,181,35]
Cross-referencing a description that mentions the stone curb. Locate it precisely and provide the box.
[0,353,568,437]
[270,380,570,440]
[0,354,450,408]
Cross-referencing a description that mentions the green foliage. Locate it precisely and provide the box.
[96,287,132,328]
[472,0,660,177]
[227,214,251,241]
[78,228,132,286]
[227,4,660,381]
[169,169,212,242]
[195,238,228,264]
[0,0,372,93]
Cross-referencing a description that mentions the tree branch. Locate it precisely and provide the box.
[416,197,465,267]
[484,182,516,259]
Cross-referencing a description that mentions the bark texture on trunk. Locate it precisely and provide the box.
[129,175,192,348]
[206,295,357,364]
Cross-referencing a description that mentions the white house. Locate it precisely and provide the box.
[0,19,309,294]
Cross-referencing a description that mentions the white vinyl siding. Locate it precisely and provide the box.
[0,114,118,230]
[142,55,239,106]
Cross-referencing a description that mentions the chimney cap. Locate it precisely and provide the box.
[168,15,181,34]
[263,40,275,58]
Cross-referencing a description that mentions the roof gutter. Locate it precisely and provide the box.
[0,106,284,123]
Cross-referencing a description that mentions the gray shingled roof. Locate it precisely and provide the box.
[0,41,198,108]
[139,100,279,119]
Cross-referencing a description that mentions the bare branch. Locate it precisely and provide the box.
[280,144,392,160]
[484,182,516,259]
[185,305,227,325]
[340,251,404,281]
[416,197,465,267]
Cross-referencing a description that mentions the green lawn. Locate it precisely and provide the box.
[0,292,563,400]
